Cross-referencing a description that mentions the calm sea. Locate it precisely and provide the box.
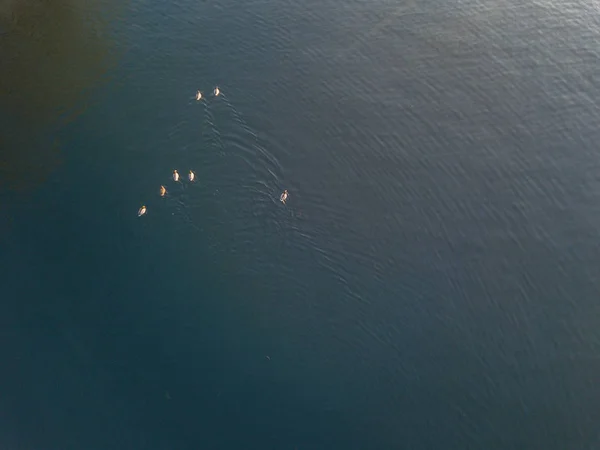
[2,0,600,448]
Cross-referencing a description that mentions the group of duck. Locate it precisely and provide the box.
[137,169,195,217]
[195,86,219,101]
[137,86,289,218]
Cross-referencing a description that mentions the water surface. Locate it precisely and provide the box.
[1,0,600,448]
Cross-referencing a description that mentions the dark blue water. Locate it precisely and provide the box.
[2,0,600,448]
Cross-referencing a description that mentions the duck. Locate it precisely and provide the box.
[196,90,202,101]
[214,86,220,96]
[173,170,180,182]
[159,185,166,197]
[188,170,195,182]
[138,205,147,216]
[280,189,288,204]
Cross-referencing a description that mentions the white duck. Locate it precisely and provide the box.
[280,190,288,204]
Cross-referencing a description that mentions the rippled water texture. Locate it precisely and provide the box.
[1,0,600,448]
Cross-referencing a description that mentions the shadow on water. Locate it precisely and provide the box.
[0,0,123,193]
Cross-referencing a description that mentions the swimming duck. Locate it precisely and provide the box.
[214,86,220,96]
[159,185,166,197]
[173,170,180,182]
[196,90,202,101]
[188,170,195,182]
[138,205,147,216]
[280,189,288,204]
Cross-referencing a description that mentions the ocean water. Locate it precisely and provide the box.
[1,0,600,448]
